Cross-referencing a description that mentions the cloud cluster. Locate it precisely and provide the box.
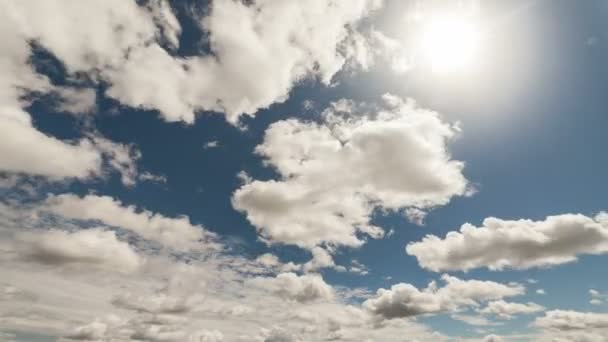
[533,310,608,342]
[2,0,381,125]
[363,275,524,319]
[249,272,334,303]
[1,0,383,185]
[12,228,142,273]
[233,95,469,249]
[407,213,608,272]
[479,300,544,319]
[43,193,219,251]
[0,191,450,341]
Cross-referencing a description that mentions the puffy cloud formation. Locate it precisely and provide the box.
[0,1,147,182]
[534,310,608,330]
[250,272,334,303]
[483,335,504,342]
[1,0,381,125]
[12,228,142,273]
[43,194,219,251]
[233,95,469,249]
[406,212,608,272]
[363,275,524,319]
[479,300,544,319]
[0,0,381,183]
[533,310,608,342]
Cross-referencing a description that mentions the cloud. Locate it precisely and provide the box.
[451,314,503,327]
[2,0,382,125]
[589,289,606,306]
[483,335,504,342]
[0,1,145,183]
[406,212,608,272]
[43,193,219,251]
[479,300,544,319]
[233,95,469,249]
[12,228,142,273]
[250,273,334,303]
[534,310,608,330]
[533,310,608,341]
[0,189,448,342]
[363,275,524,319]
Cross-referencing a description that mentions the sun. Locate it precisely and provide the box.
[419,15,481,73]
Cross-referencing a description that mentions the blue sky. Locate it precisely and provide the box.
[1,1,607,341]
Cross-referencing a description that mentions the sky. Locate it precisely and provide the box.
[1,0,607,341]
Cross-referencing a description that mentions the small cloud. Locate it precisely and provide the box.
[203,140,220,149]
[302,99,315,110]
[536,289,546,295]
[139,171,167,184]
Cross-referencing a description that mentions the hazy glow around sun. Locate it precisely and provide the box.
[419,15,481,73]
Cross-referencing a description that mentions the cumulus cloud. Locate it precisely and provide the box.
[1,0,382,125]
[534,310,608,330]
[363,275,524,319]
[233,95,469,249]
[43,193,219,251]
[482,335,504,342]
[12,228,142,273]
[0,1,148,183]
[479,300,544,319]
[250,273,334,303]
[532,310,608,342]
[406,212,608,272]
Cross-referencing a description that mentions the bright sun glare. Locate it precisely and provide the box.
[420,15,481,73]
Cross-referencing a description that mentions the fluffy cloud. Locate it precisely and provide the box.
[483,335,504,342]
[0,1,147,182]
[479,300,544,319]
[363,275,524,319]
[1,0,382,184]
[11,228,142,273]
[406,212,608,272]
[534,310,608,330]
[43,193,219,251]
[233,95,469,249]
[250,273,334,303]
[533,310,608,342]
[2,0,381,125]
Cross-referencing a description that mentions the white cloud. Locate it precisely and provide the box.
[203,141,220,149]
[533,310,608,341]
[139,171,168,184]
[250,273,334,303]
[363,275,524,319]
[534,309,608,329]
[482,335,504,342]
[53,88,97,115]
[11,228,142,273]
[302,247,336,272]
[43,193,219,251]
[451,314,503,327]
[589,289,606,306]
[2,0,382,125]
[233,95,469,249]
[0,1,149,182]
[536,289,546,295]
[406,212,608,272]
[479,300,544,319]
